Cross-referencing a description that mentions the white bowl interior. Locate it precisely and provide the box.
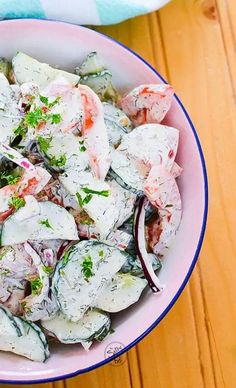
[0,20,207,383]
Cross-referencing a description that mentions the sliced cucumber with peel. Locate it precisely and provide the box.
[103,102,132,147]
[0,306,49,362]
[41,309,111,344]
[80,70,118,102]
[95,273,147,312]
[12,52,80,87]
[1,195,78,245]
[0,58,11,79]
[75,52,105,76]
[52,241,128,322]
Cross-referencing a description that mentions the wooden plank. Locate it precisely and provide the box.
[98,7,217,387]
[97,14,168,79]
[137,288,205,388]
[216,0,236,93]
[158,1,236,387]
[65,352,131,388]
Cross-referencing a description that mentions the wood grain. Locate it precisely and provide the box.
[1,0,235,387]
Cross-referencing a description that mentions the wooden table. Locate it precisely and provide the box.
[2,0,236,387]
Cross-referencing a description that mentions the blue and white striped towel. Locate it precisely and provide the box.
[0,0,170,25]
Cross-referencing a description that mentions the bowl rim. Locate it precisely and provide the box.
[0,19,208,385]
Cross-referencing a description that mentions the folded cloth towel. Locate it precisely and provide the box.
[0,0,170,25]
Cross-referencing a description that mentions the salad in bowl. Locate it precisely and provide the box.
[0,50,182,362]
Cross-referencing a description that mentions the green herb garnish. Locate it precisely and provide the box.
[42,265,54,275]
[79,140,87,152]
[82,187,110,197]
[30,277,43,295]
[98,250,104,258]
[49,153,67,168]
[0,172,21,185]
[39,95,61,108]
[39,218,53,229]
[51,113,62,124]
[25,108,62,128]
[13,125,28,138]
[39,95,49,105]
[37,135,52,153]
[13,95,61,136]
[0,250,6,261]
[76,187,109,208]
[76,192,92,208]
[25,108,47,128]
[20,301,32,314]
[80,218,94,225]
[8,196,25,210]
[6,153,14,160]
[62,250,71,266]
[81,255,93,280]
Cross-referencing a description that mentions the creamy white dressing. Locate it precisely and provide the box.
[0,52,182,361]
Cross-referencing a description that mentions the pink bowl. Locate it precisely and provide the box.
[0,19,208,384]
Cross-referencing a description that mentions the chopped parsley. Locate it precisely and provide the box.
[49,153,67,168]
[79,140,87,152]
[80,218,94,225]
[62,250,71,266]
[25,108,47,128]
[0,250,6,261]
[39,95,61,108]
[13,95,62,136]
[76,187,109,208]
[166,204,173,208]
[51,113,62,124]
[8,196,25,210]
[39,218,53,229]
[0,172,21,186]
[76,192,92,208]
[39,95,49,105]
[37,136,52,153]
[81,255,93,280]
[98,250,104,258]
[42,265,54,275]
[24,108,62,128]
[82,187,110,197]
[6,153,14,160]
[30,277,43,296]
[13,125,28,138]
[20,301,32,314]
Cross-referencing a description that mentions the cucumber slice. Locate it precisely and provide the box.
[0,58,11,78]
[0,306,22,337]
[108,179,136,227]
[59,170,120,239]
[75,52,105,76]
[21,243,59,322]
[95,273,147,312]
[12,52,80,87]
[80,70,112,100]
[41,309,111,344]
[107,169,141,195]
[111,123,179,191]
[121,252,162,276]
[0,307,49,362]
[1,195,78,245]
[52,241,128,321]
[38,133,90,172]
[0,74,22,144]
[103,103,132,131]
[103,103,132,148]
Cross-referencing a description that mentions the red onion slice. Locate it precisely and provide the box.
[134,196,164,293]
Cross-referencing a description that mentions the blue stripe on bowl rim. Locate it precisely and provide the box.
[0,19,208,385]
